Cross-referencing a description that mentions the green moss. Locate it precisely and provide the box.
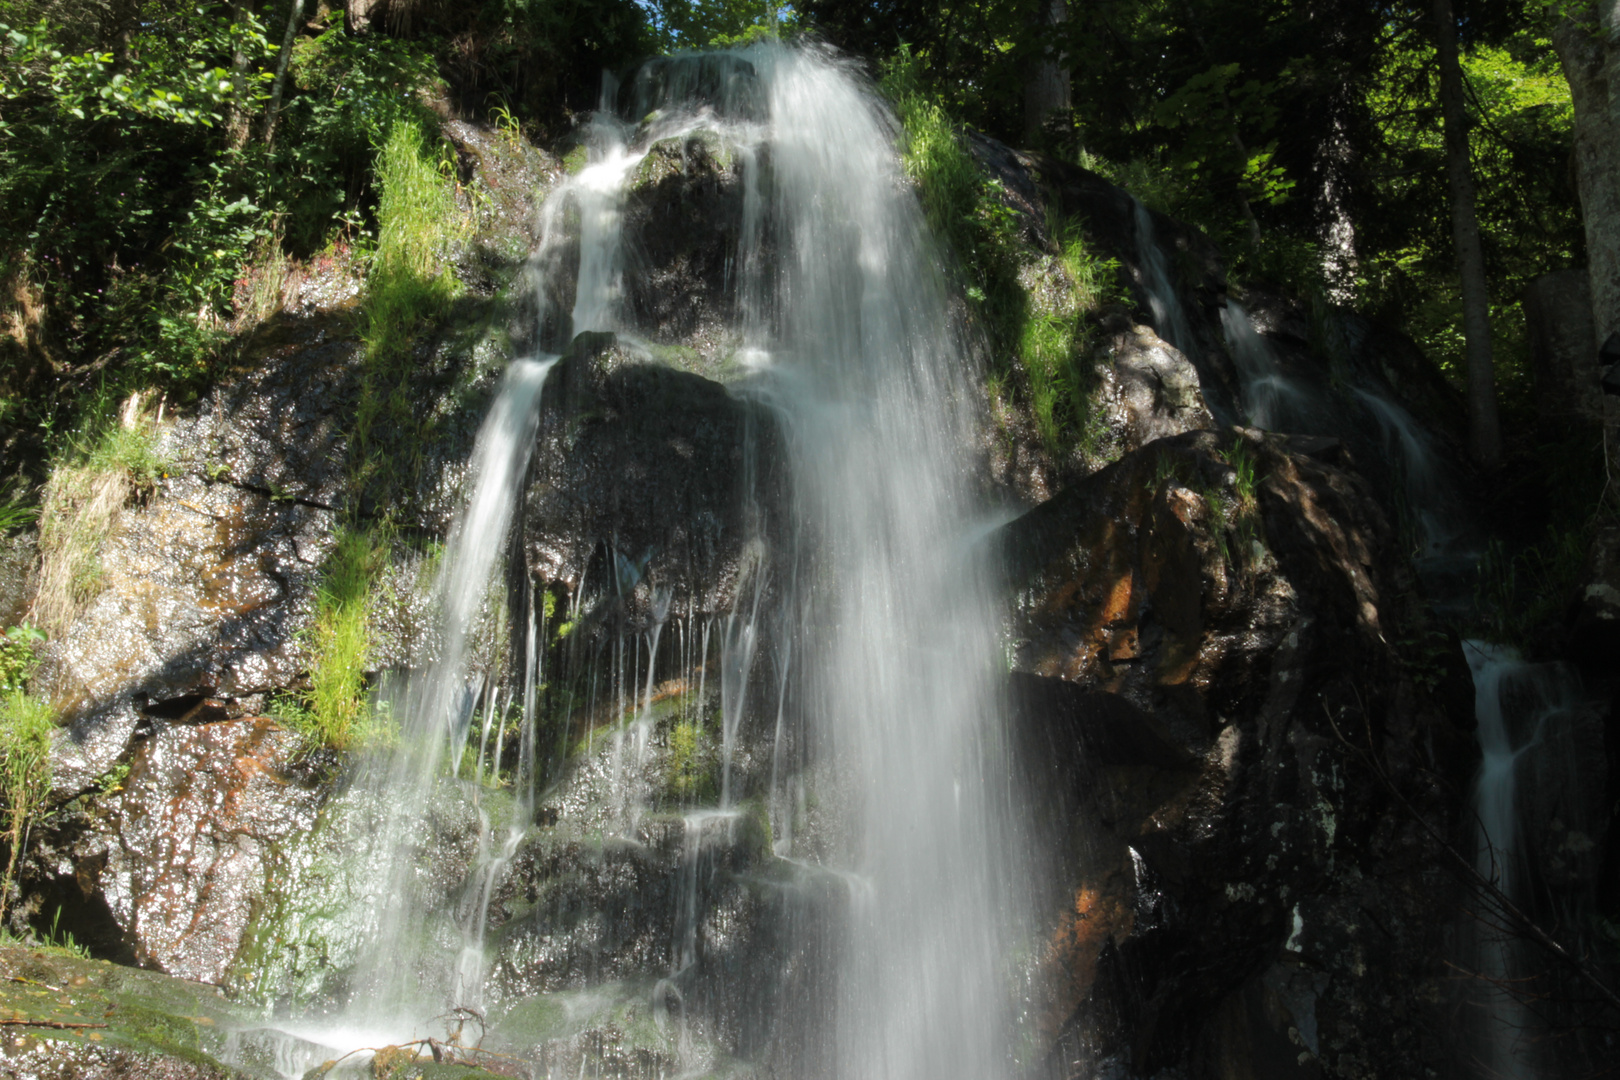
[665,718,715,802]
[0,944,249,1073]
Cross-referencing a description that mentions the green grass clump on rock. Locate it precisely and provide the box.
[277,527,391,752]
[0,646,54,923]
[352,118,468,500]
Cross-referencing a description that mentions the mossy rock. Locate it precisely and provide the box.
[0,944,251,1077]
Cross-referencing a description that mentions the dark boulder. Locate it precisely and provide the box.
[999,429,1473,1077]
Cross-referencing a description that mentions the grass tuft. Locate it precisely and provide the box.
[32,394,168,636]
[351,119,467,500]
[0,672,54,923]
[276,527,391,752]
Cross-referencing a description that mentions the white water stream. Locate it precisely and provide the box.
[1131,199,1194,358]
[243,42,1025,1080]
[1462,640,1577,1080]
[1220,300,1310,431]
[735,48,1022,1080]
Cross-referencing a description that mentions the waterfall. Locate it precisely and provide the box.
[733,47,1024,1080]
[345,355,556,1024]
[1132,198,1194,357]
[1352,387,1460,557]
[237,42,1027,1079]
[1461,640,1577,1080]
[1220,300,1310,430]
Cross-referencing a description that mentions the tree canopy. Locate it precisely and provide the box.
[0,0,1589,482]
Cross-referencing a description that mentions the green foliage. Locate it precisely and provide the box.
[0,482,32,534]
[277,24,443,251]
[0,4,456,452]
[886,59,1025,362]
[1474,526,1591,648]
[1150,60,1294,218]
[1356,24,1580,388]
[0,5,281,400]
[351,117,467,499]
[886,51,1121,460]
[0,626,43,695]
[0,679,54,921]
[650,0,793,47]
[278,527,391,752]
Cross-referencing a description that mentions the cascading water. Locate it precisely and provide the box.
[1352,387,1463,559]
[1220,300,1311,430]
[239,42,1028,1079]
[345,354,557,1025]
[732,48,1025,1080]
[1461,641,1579,1080]
[1131,198,1194,358]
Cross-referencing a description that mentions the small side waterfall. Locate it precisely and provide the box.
[1461,641,1580,1080]
[346,354,557,1024]
[1352,387,1462,558]
[1220,300,1310,430]
[1131,199,1194,357]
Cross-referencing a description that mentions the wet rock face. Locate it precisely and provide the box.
[1000,430,1471,1077]
[36,473,332,794]
[1091,322,1216,465]
[971,137,1240,416]
[624,135,747,368]
[34,316,366,792]
[30,718,324,985]
[525,332,783,623]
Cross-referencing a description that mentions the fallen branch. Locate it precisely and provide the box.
[0,1019,108,1030]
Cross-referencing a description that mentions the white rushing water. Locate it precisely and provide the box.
[733,47,1023,1080]
[249,41,1026,1080]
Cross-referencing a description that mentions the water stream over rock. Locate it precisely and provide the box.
[240,42,1027,1080]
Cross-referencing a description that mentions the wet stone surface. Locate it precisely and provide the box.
[37,475,331,794]
[1000,429,1473,1077]
[30,719,325,986]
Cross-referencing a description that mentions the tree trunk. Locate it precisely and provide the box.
[1553,5,1620,353]
[346,0,382,34]
[1552,3,1620,486]
[1432,0,1502,469]
[1023,0,1070,143]
[263,0,305,146]
[226,0,253,148]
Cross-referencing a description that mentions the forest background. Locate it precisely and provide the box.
[0,0,1611,593]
